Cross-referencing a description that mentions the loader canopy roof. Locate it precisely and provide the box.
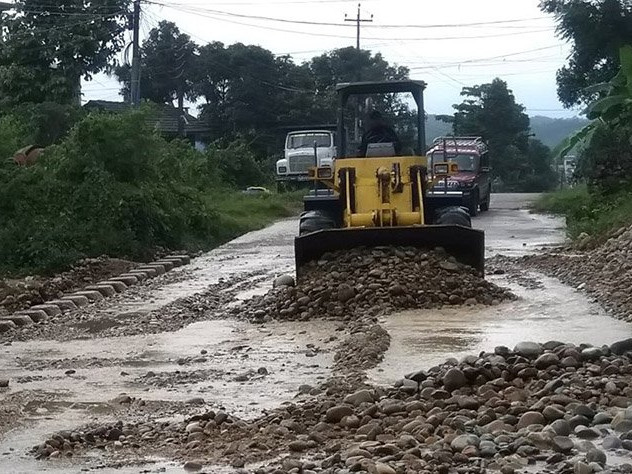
[335,80,428,158]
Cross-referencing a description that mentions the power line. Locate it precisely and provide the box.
[145,2,550,30]
[155,7,552,43]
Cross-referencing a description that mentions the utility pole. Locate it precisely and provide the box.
[130,0,141,106]
[344,3,373,51]
[344,4,373,142]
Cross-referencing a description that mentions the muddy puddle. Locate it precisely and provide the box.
[0,318,335,471]
[95,219,297,318]
[474,194,566,257]
[369,272,632,384]
[2,318,334,414]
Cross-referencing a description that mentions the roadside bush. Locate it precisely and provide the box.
[576,123,632,195]
[0,103,84,157]
[0,114,27,161]
[208,140,269,188]
[534,185,632,244]
[0,107,297,276]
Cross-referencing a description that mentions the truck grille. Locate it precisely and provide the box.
[289,154,316,173]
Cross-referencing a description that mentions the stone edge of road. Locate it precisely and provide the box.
[0,255,191,331]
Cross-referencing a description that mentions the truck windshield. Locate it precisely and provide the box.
[431,153,479,172]
[287,133,331,149]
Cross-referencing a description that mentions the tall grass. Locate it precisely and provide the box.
[534,185,632,243]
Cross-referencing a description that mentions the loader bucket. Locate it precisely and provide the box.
[294,225,485,279]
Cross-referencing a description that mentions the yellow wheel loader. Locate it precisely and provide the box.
[294,80,484,277]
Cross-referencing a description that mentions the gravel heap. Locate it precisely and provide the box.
[35,338,632,473]
[512,223,632,322]
[232,247,514,323]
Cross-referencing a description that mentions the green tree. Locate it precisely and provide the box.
[449,79,530,179]
[195,43,282,139]
[540,0,632,107]
[0,0,131,107]
[115,21,197,105]
[557,45,632,193]
[308,47,410,120]
[309,47,408,91]
[444,78,555,191]
[524,139,557,191]
[193,43,318,155]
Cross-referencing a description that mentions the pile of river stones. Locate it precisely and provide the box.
[34,338,632,473]
[231,246,514,323]
[515,223,632,323]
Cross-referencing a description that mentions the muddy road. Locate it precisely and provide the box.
[1,193,631,473]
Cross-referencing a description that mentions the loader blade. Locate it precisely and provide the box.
[294,225,485,278]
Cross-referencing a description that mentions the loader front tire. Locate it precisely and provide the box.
[436,207,472,228]
[299,210,335,235]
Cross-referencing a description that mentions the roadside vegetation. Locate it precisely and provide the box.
[535,42,632,244]
[534,1,632,244]
[534,185,632,243]
[0,107,299,276]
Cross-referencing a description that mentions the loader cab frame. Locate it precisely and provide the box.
[335,80,427,159]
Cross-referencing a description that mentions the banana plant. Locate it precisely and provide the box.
[555,45,632,159]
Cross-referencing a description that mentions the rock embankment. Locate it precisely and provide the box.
[0,257,136,314]
[36,339,632,473]
[232,247,514,323]
[514,223,632,322]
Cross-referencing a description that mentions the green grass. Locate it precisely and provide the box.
[534,185,632,243]
[204,190,303,247]
[531,185,590,216]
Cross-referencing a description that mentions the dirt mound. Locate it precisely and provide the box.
[36,338,632,473]
[0,257,136,314]
[231,246,514,323]
[512,223,632,322]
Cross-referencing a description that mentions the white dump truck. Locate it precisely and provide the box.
[275,130,336,187]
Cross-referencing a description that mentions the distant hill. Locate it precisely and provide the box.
[425,114,589,149]
[425,115,452,144]
[528,115,589,149]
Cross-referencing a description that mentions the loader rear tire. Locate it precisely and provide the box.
[299,210,335,235]
[436,206,472,228]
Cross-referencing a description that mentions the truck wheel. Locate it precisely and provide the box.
[468,193,479,217]
[435,206,472,228]
[299,210,335,235]
[480,189,491,212]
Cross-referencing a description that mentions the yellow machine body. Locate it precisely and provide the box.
[335,155,428,228]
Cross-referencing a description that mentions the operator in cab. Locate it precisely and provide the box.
[358,110,402,157]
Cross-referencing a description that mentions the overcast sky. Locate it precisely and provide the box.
[82,0,580,118]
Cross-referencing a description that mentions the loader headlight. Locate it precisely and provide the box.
[278,166,287,173]
[317,166,332,179]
